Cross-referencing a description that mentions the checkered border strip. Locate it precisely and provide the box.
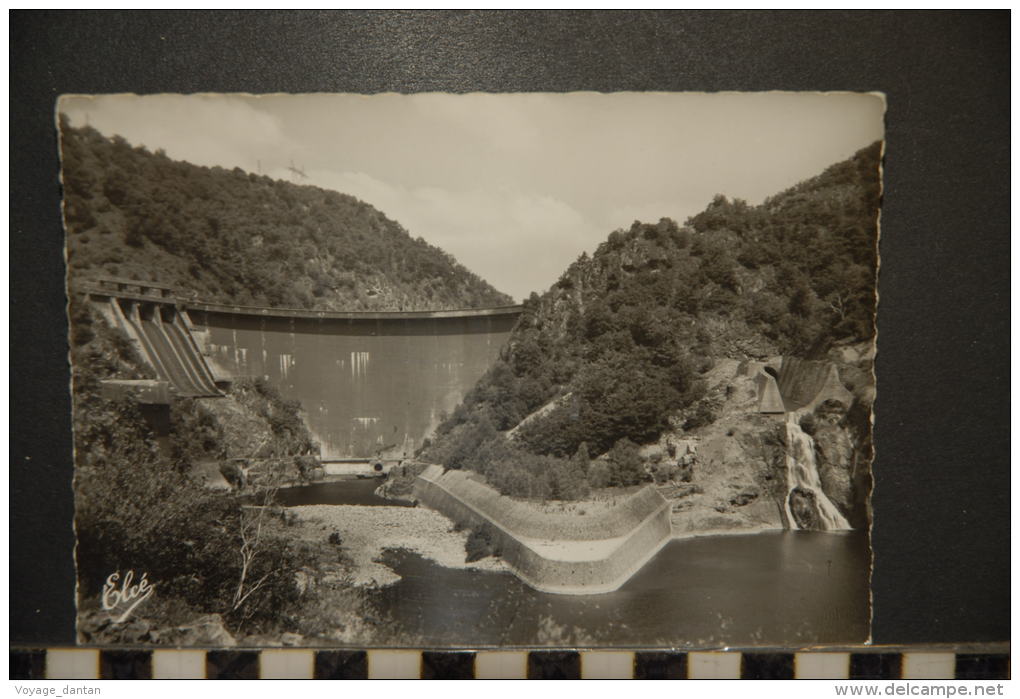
[9,648,1010,679]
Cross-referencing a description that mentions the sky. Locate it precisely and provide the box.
[58,92,884,302]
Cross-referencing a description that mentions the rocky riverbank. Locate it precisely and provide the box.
[288,504,505,587]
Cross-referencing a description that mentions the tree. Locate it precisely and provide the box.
[572,442,590,471]
[587,461,612,489]
[549,460,589,500]
[607,438,647,487]
[230,459,289,629]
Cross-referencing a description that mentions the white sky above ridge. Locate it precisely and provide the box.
[58,92,885,303]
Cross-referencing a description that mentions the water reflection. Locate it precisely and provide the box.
[373,531,869,648]
[274,478,409,507]
[276,482,869,647]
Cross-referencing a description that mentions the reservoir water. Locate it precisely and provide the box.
[282,481,870,648]
[274,478,410,507]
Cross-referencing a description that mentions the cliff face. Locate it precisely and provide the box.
[648,353,872,534]
[814,424,855,516]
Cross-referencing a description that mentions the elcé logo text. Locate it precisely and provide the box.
[101,570,154,623]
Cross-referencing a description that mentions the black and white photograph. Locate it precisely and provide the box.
[59,91,884,649]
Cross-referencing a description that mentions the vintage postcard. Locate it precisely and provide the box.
[59,92,883,648]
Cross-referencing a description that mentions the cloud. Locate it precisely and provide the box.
[56,92,885,304]
[299,169,593,302]
[58,94,290,173]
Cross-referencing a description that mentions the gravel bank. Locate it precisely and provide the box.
[289,504,505,588]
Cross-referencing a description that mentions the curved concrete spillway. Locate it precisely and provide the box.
[777,357,854,413]
[412,465,674,594]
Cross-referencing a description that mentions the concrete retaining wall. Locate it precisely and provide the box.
[777,357,854,413]
[413,466,673,594]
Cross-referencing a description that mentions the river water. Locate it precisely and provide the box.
[275,478,411,508]
[282,481,870,648]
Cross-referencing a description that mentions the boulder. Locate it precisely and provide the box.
[729,486,760,507]
[789,487,821,530]
[160,614,237,647]
[77,610,113,643]
[77,611,152,644]
[281,632,304,647]
[119,618,152,644]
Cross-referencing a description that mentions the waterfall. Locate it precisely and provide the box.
[351,351,370,379]
[784,417,851,531]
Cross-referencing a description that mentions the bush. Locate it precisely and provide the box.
[124,226,145,248]
[587,461,612,489]
[683,402,716,431]
[465,525,501,562]
[549,460,590,500]
[607,438,648,487]
[69,299,310,636]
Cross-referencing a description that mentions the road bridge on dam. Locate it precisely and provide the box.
[82,279,522,459]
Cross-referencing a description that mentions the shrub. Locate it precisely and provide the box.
[587,461,612,489]
[465,525,501,562]
[549,460,590,500]
[683,402,716,431]
[607,438,647,487]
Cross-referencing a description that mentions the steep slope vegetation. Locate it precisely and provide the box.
[69,294,325,638]
[423,142,881,501]
[58,117,514,310]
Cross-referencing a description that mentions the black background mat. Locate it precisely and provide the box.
[10,10,1009,646]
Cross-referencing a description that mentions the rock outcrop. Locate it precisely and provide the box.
[813,424,855,517]
[157,614,238,647]
[78,610,238,647]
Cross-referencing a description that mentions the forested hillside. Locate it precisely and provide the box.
[423,142,882,499]
[58,117,514,311]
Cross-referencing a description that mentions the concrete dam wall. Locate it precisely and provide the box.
[185,305,518,459]
[83,280,519,459]
[413,465,673,594]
